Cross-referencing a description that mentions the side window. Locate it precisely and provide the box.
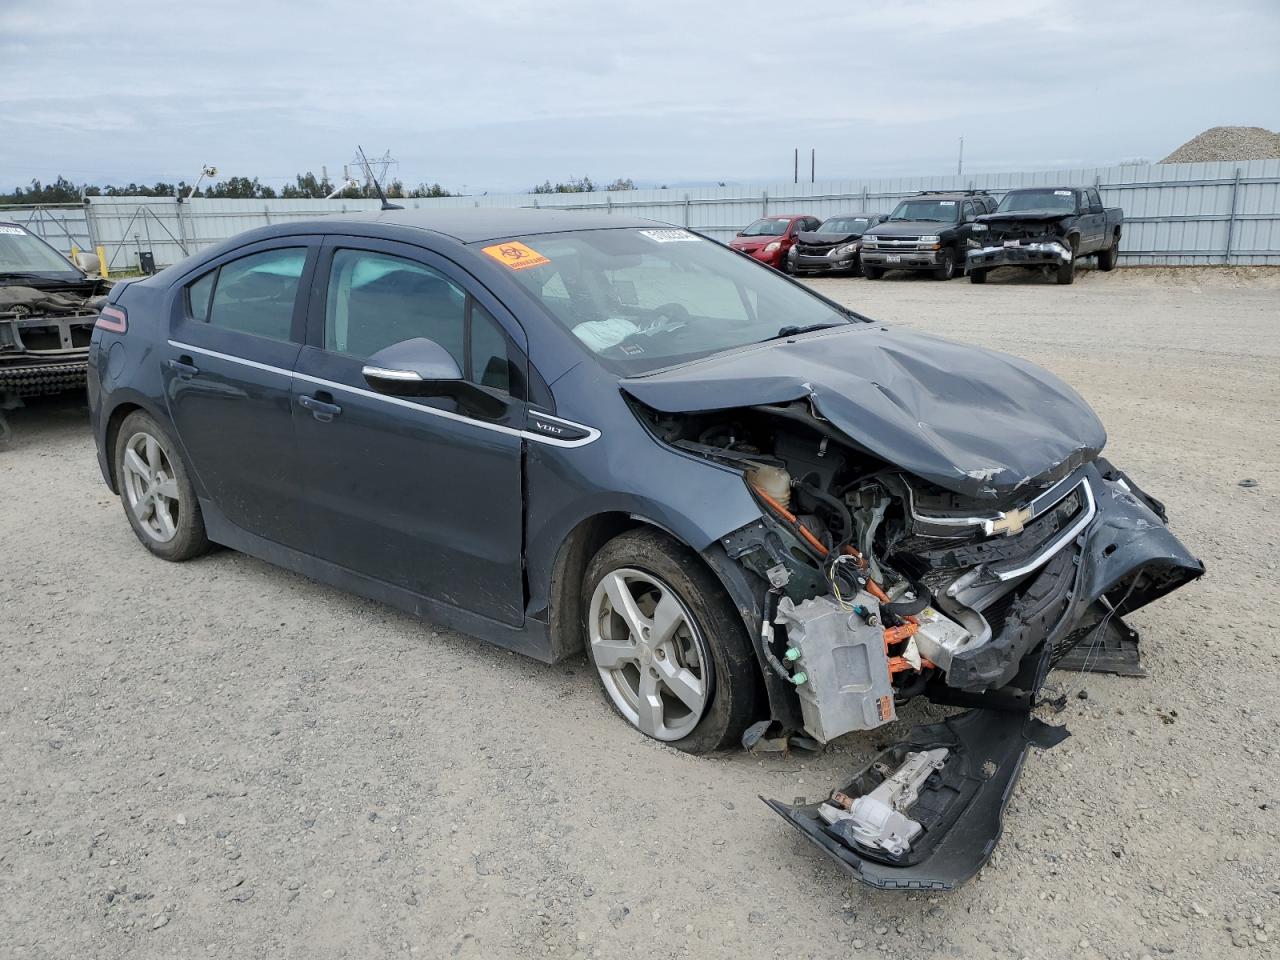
[325,249,466,369]
[325,248,523,398]
[187,270,215,322]
[206,247,306,342]
[1087,188,1102,211]
[469,301,512,393]
[962,201,976,220]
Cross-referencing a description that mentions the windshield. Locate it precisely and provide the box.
[996,190,1079,213]
[0,224,81,279]
[739,218,790,237]
[817,217,871,234]
[491,228,857,376]
[886,199,960,223]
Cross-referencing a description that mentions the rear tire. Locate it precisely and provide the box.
[583,528,760,754]
[932,248,958,280]
[1098,234,1120,271]
[113,410,211,561]
[1056,237,1078,285]
[862,266,884,280]
[969,268,988,284]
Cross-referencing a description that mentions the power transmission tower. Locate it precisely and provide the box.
[345,149,399,197]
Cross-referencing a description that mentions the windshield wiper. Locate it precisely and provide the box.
[765,321,847,341]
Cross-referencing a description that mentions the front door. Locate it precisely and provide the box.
[291,237,527,626]
[164,238,317,551]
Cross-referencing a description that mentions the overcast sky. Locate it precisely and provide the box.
[2,0,1277,194]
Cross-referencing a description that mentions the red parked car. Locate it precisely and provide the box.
[729,214,819,270]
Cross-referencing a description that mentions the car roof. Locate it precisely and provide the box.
[328,207,663,243]
[1004,185,1084,192]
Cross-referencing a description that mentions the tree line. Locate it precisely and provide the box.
[0,173,455,204]
[2,173,647,204]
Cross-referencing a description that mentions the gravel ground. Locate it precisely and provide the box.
[2,267,1278,960]
[1161,126,1280,163]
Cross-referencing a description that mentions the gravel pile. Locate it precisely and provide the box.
[1162,125,1280,163]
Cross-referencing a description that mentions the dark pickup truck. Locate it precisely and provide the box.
[966,186,1123,285]
[0,222,110,442]
[859,191,997,280]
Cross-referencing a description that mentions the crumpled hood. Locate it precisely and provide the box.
[796,230,864,245]
[975,210,1071,225]
[620,326,1107,502]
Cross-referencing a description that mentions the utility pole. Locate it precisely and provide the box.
[793,148,798,185]
[957,136,964,177]
[810,148,815,183]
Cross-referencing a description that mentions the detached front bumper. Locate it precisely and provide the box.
[763,462,1202,890]
[967,240,1072,271]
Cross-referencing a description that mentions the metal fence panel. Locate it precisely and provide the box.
[7,160,1272,272]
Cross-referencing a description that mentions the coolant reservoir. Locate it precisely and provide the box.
[746,463,792,507]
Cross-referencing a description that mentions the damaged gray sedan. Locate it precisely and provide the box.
[88,210,1202,892]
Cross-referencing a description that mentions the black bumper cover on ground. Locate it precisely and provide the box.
[763,462,1202,891]
[764,709,1069,891]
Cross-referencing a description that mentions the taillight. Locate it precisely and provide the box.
[97,304,128,333]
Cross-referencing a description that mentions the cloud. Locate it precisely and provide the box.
[1,0,1276,191]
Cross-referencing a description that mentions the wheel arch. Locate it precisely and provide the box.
[102,399,151,493]
[547,510,793,735]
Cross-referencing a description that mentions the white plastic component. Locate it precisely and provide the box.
[912,606,977,673]
[819,748,949,856]
[745,462,791,507]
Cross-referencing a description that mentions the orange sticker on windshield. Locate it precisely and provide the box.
[482,241,550,271]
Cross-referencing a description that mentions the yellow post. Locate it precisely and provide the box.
[71,245,80,264]
[97,245,109,278]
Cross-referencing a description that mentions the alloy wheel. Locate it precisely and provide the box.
[589,568,712,741]
[121,430,180,543]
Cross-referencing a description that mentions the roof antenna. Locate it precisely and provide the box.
[357,145,403,210]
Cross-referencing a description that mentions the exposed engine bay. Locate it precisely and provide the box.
[635,395,1203,888]
[0,282,108,442]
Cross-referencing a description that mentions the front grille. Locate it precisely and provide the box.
[901,491,1080,576]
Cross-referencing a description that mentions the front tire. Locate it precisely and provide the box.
[1056,236,1078,285]
[583,529,760,754]
[932,248,958,280]
[969,268,988,284]
[113,410,210,561]
[862,265,884,280]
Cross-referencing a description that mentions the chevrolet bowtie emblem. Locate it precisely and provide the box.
[989,506,1033,537]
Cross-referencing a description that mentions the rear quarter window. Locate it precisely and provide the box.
[205,248,306,342]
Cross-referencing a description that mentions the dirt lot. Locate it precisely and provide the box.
[2,267,1278,959]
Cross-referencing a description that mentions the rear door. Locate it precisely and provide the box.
[164,237,318,550]
[291,236,528,625]
[1072,190,1101,252]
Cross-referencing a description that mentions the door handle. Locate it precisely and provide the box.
[168,357,199,378]
[299,394,343,422]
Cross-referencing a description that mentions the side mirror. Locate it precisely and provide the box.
[362,337,462,391]
[362,337,508,420]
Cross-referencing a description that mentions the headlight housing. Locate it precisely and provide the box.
[863,235,879,243]
[918,235,940,243]
[971,223,988,233]
[764,241,781,253]
[832,242,858,257]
